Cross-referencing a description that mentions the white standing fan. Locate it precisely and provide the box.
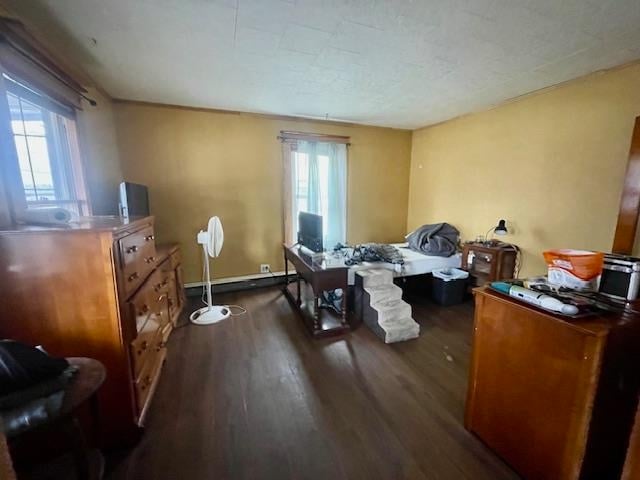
[189,216,231,325]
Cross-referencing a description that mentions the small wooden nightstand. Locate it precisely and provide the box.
[461,241,518,286]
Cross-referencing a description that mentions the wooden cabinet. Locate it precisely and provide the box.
[0,217,185,446]
[623,407,640,480]
[465,287,640,480]
[462,241,518,286]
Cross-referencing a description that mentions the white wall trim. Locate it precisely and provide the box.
[184,270,292,288]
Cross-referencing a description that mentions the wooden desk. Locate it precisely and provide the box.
[465,287,640,480]
[282,244,350,338]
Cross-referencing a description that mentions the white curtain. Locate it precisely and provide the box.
[290,140,347,250]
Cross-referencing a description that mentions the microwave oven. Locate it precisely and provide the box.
[598,253,640,301]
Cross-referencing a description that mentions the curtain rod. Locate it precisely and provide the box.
[278,131,351,145]
[7,40,97,107]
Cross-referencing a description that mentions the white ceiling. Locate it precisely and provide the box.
[21,0,640,129]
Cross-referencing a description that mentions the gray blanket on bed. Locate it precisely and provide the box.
[405,223,459,257]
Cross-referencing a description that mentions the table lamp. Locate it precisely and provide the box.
[494,219,508,236]
[484,219,508,243]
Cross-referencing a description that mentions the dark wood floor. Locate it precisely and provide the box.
[107,286,519,480]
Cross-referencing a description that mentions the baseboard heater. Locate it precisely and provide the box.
[185,271,295,296]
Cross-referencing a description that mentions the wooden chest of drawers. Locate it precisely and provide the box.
[466,287,640,480]
[0,216,185,445]
[462,241,518,286]
[623,406,640,479]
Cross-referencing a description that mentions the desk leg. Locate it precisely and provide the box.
[283,251,288,284]
[313,294,320,332]
[341,285,348,327]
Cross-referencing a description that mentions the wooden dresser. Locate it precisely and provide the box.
[0,216,185,445]
[465,287,640,480]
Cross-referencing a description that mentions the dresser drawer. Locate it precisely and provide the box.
[157,258,178,316]
[129,281,153,332]
[170,249,181,269]
[166,276,179,323]
[148,267,170,296]
[134,358,154,415]
[153,293,170,328]
[120,226,157,296]
[130,314,161,380]
[160,320,172,345]
[134,339,166,416]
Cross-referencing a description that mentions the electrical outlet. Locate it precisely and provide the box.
[260,264,270,274]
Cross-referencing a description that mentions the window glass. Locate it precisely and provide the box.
[289,141,347,248]
[6,87,87,214]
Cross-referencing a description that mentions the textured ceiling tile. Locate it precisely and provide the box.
[22,0,640,129]
[272,50,318,71]
[330,20,386,54]
[288,3,342,33]
[235,27,282,55]
[236,0,296,34]
[316,47,364,69]
[279,24,332,55]
[579,0,640,39]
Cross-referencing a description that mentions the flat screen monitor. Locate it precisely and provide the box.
[298,212,323,252]
[119,182,150,218]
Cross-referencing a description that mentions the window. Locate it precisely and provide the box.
[285,138,347,249]
[5,76,88,215]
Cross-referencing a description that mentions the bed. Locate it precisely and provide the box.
[346,242,462,285]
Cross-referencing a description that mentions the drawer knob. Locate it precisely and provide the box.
[144,256,156,264]
[144,235,155,242]
[128,272,139,281]
[126,245,139,254]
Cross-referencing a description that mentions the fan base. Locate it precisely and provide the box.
[189,305,231,325]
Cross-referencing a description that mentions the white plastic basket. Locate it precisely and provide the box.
[432,268,469,282]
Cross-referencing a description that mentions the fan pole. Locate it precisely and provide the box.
[203,242,213,309]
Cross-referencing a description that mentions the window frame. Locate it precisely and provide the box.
[0,71,90,219]
[0,17,89,225]
[0,70,27,218]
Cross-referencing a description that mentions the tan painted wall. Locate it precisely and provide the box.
[76,88,123,215]
[113,103,412,283]
[408,63,640,277]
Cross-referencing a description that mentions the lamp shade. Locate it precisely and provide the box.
[494,219,508,236]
